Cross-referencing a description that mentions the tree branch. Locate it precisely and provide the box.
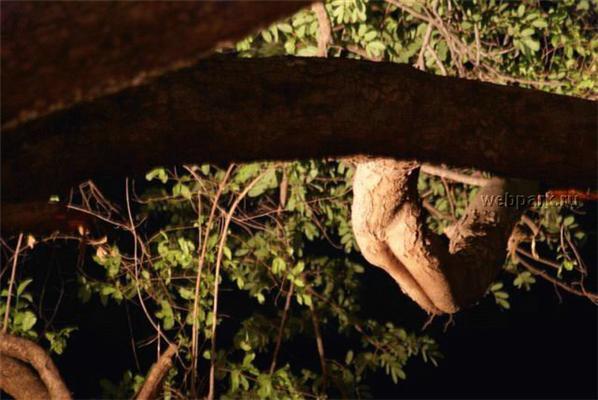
[1,1,310,129]
[3,57,595,211]
[0,332,71,399]
[352,159,538,314]
[135,343,178,400]
[0,355,50,400]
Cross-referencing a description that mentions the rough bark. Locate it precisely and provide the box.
[352,159,537,314]
[1,1,310,129]
[3,57,595,208]
[135,344,178,400]
[0,332,71,399]
[0,355,49,400]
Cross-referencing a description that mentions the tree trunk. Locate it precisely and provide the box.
[2,56,595,208]
[352,159,537,314]
[1,1,310,129]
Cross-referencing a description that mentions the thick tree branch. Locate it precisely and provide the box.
[1,1,310,129]
[135,343,178,400]
[352,159,537,314]
[0,355,50,400]
[0,332,71,399]
[3,57,595,210]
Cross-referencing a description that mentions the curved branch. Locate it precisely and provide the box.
[352,159,537,314]
[3,57,594,209]
[0,332,71,399]
[0,355,50,400]
[135,343,178,400]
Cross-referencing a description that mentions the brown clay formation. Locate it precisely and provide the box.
[351,158,537,314]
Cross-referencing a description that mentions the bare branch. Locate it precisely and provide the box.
[2,234,23,333]
[312,2,332,57]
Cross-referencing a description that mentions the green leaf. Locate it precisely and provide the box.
[178,287,194,300]
[16,279,33,296]
[296,46,319,57]
[248,168,278,197]
[345,350,354,364]
[523,38,540,52]
[145,168,168,184]
[272,257,287,274]
[20,311,37,331]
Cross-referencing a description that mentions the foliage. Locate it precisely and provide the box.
[1,0,595,398]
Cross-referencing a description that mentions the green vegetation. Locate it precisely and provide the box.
[1,1,595,398]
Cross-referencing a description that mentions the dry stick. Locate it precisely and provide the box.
[474,23,481,66]
[269,280,295,375]
[440,177,457,221]
[415,0,437,71]
[515,247,560,271]
[517,256,598,303]
[422,199,450,221]
[521,215,541,237]
[312,2,332,57]
[564,231,588,275]
[136,343,178,400]
[416,22,434,70]
[420,164,489,186]
[207,171,268,400]
[310,307,328,390]
[426,43,448,76]
[189,165,234,392]
[125,179,173,348]
[2,233,23,333]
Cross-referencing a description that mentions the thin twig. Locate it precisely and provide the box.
[310,307,328,390]
[188,165,234,392]
[126,179,172,347]
[421,163,489,186]
[2,233,23,333]
[517,256,598,303]
[208,171,268,400]
[312,2,332,58]
[269,280,295,374]
[416,23,434,70]
[426,43,448,75]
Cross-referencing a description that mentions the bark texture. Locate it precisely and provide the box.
[3,57,595,207]
[1,1,309,129]
[0,355,50,400]
[0,332,71,399]
[135,344,178,400]
[352,159,537,314]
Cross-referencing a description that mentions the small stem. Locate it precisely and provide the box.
[270,281,294,374]
[2,233,23,333]
[310,307,328,390]
[421,163,489,186]
[208,171,268,400]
